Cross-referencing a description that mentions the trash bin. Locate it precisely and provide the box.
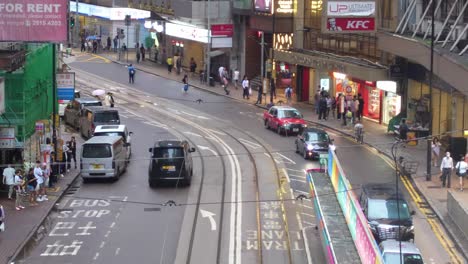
[209,77,215,87]
[407,131,417,146]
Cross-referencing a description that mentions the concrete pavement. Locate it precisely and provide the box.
[92,49,468,261]
[0,125,83,264]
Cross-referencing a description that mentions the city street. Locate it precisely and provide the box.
[11,54,456,263]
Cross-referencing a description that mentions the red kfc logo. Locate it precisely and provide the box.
[327,18,375,32]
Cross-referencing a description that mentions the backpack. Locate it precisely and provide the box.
[286,87,292,97]
[130,69,135,75]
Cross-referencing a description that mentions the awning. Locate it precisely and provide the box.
[209,50,225,58]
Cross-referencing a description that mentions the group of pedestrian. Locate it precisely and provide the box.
[329,92,364,126]
[135,43,146,63]
[166,54,183,74]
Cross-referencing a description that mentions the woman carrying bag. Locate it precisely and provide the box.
[455,155,468,191]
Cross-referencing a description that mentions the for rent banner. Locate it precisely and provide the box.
[0,1,68,42]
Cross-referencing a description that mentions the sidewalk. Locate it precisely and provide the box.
[94,50,468,259]
[0,125,83,264]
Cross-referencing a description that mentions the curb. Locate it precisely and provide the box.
[8,171,81,263]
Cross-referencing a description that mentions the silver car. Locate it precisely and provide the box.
[380,240,424,264]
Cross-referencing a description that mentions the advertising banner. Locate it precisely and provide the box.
[57,73,75,101]
[165,23,209,43]
[326,17,375,32]
[0,1,68,42]
[327,1,376,16]
[0,127,15,149]
[255,0,272,13]
[211,24,233,37]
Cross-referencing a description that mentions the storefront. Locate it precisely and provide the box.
[377,81,401,125]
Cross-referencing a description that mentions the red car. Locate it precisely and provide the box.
[263,106,307,136]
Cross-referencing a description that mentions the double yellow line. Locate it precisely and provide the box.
[379,154,463,263]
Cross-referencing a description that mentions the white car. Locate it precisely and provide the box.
[92,125,133,161]
[380,240,424,264]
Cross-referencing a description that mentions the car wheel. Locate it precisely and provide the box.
[303,148,308,160]
[264,119,269,129]
[113,168,120,182]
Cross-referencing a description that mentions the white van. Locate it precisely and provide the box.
[81,136,127,181]
[93,125,132,161]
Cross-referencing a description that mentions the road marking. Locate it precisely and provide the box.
[288,174,305,179]
[293,190,309,196]
[119,113,129,118]
[110,222,116,229]
[282,168,290,183]
[239,138,262,149]
[183,131,203,137]
[144,121,167,128]
[206,129,226,135]
[99,241,106,249]
[301,212,315,218]
[200,209,217,231]
[301,204,313,210]
[93,252,100,260]
[181,111,210,120]
[115,248,121,256]
[104,230,111,238]
[197,145,219,156]
[275,153,296,165]
[290,178,306,183]
[303,221,315,226]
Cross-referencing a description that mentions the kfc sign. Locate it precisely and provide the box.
[327,18,375,32]
[327,1,375,16]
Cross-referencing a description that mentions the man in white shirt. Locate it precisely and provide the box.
[440,151,454,188]
[2,164,16,199]
[34,161,47,202]
[218,66,225,85]
[233,69,240,89]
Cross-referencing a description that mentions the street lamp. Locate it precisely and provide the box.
[391,140,406,264]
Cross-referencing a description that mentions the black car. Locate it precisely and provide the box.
[295,128,332,159]
[148,140,196,187]
[359,183,415,243]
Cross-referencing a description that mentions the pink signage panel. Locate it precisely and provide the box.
[0,1,68,42]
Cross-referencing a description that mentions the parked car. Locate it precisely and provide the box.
[263,106,307,136]
[59,90,81,116]
[0,204,4,232]
[93,125,133,161]
[81,136,127,181]
[380,240,424,264]
[79,106,120,139]
[359,183,415,243]
[64,97,102,129]
[295,128,332,159]
[148,140,196,187]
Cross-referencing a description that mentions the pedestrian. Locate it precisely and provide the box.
[222,75,230,95]
[399,119,409,141]
[2,164,15,199]
[136,43,141,63]
[331,96,336,119]
[270,78,276,102]
[440,152,454,188]
[233,69,240,89]
[358,93,364,121]
[255,85,263,104]
[128,64,136,83]
[242,75,250,99]
[106,36,111,51]
[113,36,118,52]
[182,74,189,93]
[285,85,293,105]
[218,66,225,85]
[349,97,356,123]
[34,161,47,202]
[63,142,70,172]
[105,92,115,108]
[174,54,181,74]
[140,44,145,61]
[314,88,321,114]
[353,95,359,123]
[81,38,86,52]
[326,96,333,119]
[456,155,467,191]
[14,169,25,210]
[432,137,442,167]
[189,57,197,76]
[167,57,173,73]
[50,152,59,186]
[318,96,328,120]
[26,168,38,206]
[66,143,73,171]
[92,40,98,53]
[336,94,342,119]
[42,163,50,198]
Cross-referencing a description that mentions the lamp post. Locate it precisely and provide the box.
[391,140,405,263]
[427,0,435,181]
[206,0,211,84]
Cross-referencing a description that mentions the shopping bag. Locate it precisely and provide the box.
[249,88,252,95]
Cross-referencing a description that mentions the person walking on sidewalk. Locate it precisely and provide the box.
[26,168,38,206]
[456,155,467,191]
[314,88,321,115]
[255,85,263,105]
[167,57,173,73]
[14,169,25,211]
[3,164,15,199]
[135,43,141,63]
[285,85,293,105]
[242,76,250,99]
[189,58,197,76]
[81,38,86,52]
[432,137,441,167]
[140,44,145,61]
[358,93,364,121]
[182,74,189,93]
[113,36,118,52]
[106,36,111,51]
[63,143,70,172]
[318,95,328,120]
[34,161,46,202]
[222,74,230,95]
[128,64,136,83]
[270,78,276,102]
[440,152,454,188]
[233,69,240,89]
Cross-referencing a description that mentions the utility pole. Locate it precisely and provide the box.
[52,44,58,164]
[260,31,264,80]
[126,25,129,63]
[75,0,79,47]
[427,0,435,181]
[206,0,211,84]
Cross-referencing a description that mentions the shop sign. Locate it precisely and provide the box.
[110,8,151,20]
[69,1,150,21]
[255,0,272,13]
[211,24,233,37]
[327,1,376,16]
[35,122,44,132]
[376,81,397,93]
[326,17,375,32]
[0,127,15,149]
[276,0,293,13]
[165,23,209,43]
[57,73,76,101]
[275,50,346,72]
[0,0,68,42]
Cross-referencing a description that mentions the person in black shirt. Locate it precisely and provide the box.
[69,137,77,169]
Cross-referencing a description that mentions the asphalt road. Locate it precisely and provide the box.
[13,55,451,264]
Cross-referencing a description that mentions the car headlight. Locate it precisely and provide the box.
[283,123,291,128]
[302,124,307,127]
[307,144,313,151]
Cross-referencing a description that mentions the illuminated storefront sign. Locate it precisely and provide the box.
[276,0,293,13]
[69,1,150,20]
[376,81,397,93]
[327,1,375,16]
[326,17,375,31]
[165,23,209,43]
[255,0,272,13]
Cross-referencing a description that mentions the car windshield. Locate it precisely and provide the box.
[278,109,302,118]
[368,199,411,220]
[94,112,119,123]
[94,132,124,138]
[153,147,184,159]
[83,102,102,107]
[82,144,112,158]
[384,253,424,264]
[307,132,329,142]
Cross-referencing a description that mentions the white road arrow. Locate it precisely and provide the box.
[200,209,217,231]
[197,145,219,156]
